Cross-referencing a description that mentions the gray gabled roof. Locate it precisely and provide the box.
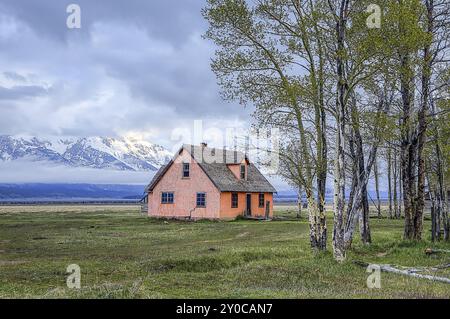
[145,144,276,194]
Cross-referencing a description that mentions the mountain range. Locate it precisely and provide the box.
[0,135,172,171]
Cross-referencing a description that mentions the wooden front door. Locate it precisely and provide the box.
[246,194,251,216]
[265,200,270,219]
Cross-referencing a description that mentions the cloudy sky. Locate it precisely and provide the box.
[0,1,388,194]
[0,0,253,148]
[0,0,296,189]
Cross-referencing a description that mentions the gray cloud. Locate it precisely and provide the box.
[0,0,252,146]
[0,0,205,45]
[3,71,27,82]
[0,85,48,100]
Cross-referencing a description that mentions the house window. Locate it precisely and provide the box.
[231,193,238,208]
[240,164,246,179]
[259,193,265,208]
[161,192,174,204]
[182,163,190,178]
[196,192,206,207]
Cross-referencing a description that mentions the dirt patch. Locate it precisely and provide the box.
[236,232,250,238]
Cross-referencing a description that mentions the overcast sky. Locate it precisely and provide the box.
[0,0,253,148]
[0,0,293,189]
[0,1,387,193]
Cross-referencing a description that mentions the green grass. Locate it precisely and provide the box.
[0,205,449,299]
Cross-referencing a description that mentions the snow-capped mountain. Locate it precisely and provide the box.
[0,135,172,171]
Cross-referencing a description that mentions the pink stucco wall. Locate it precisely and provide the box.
[219,192,273,220]
[148,149,221,219]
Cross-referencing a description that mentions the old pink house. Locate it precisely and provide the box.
[144,143,276,220]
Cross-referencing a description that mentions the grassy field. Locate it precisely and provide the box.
[0,205,449,299]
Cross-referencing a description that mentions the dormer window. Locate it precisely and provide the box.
[182,163,190,178]
[240,164,246,179]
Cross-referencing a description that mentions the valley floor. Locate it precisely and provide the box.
[0,205,449,298]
